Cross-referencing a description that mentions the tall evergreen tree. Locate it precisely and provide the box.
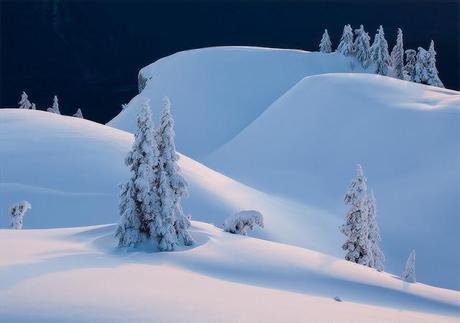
[319,29,332,53]
[404,49,417,82]
[115,100,161,248]
[390,28,405,79]
[402,250,416,283]
[370,26,391,75]
[365,191,384,271]
[341,164,371,266]
[154,98,193,248]
[414,47,429,84]
[337,24,354,56]
[18,91,32,109]
[426,40,444,88]
[353,25,371,68]
[47,95,61,114]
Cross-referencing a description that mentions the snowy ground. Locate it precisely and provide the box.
[1,46,460,322]
[1,223,459,322]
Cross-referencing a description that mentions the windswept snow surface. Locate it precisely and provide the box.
[108,47,368,158]
[207,73,460,290]
[0,223,459,323]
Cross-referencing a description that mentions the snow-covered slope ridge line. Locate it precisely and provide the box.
[108,46,370,158]
[0,223,459,322]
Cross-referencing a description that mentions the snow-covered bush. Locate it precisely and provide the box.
[73,108,84,118]
[319,29,332,53]
[18,91,32,109]
[224,210,264,235]
[9,201,32,229]
[402,250,416,283]
[47,95,61,114]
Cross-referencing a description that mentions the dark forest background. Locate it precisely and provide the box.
[1,0,458,123]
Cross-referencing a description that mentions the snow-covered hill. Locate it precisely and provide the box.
[1,222,459,322]
[108,47,368,158]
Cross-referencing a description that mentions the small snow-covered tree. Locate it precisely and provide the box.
[404,49,417,82]
[224,210,264,235]
[426,40,444,88]
[9,201,32,229]
[337,24,354,56]
[31,103,36,110]
[365,191,384,271]
[390,28,405,79]
[154,97,193,248]
[341,164,371,266]
[73,108,84,118]
[370,26,391,75]
[402,250,416,283]
[414,47,429,84]
[47,95,61,114]
[354,25,371,68]
[115,100,160,248]
[319,29,332,53]
[18,91,32,109]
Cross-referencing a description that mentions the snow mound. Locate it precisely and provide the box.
[108,46,368,158]
[0,109,339,254]
[207,73,460,289]
[0,223,458,322]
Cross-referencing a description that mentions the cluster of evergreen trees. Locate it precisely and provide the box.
[341,165,416,282]
[115,98,193,251]
[319,25,443,87]
[18,91,84,118]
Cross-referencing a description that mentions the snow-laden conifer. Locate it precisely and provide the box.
[426,40,444,88]
[47,95,61,114]
[353,25,371,68]
[31,103,36,110]
[370,26,391,75]
[18,91,32,109]
[224,210,264,235]
[73,108,84,118]
[9,201,31,229]
[115,100,160,248]
[341,164,371,266]
[365,191,384,271]
[414,47,429,84]
[319,29,332,53]
[402,250,416,283]
[390,28,405,79]
[154,97,193,248]
[404,49,417,82]
[337,24,354,56]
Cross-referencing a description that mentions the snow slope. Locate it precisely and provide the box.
[0,223,459,322]
[0,109,339,254]
[108,46,368,158]
[207,73,460,290]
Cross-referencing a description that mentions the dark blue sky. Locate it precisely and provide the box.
[1,0,458,123]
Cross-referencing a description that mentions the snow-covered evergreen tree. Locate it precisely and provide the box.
[154,97,193,248]
[337,24,354,56]
[370,26,391,75]
[224,210,264,235]
[73,108,84,118]
[402,250,416,283]
[31,103,36,110]
[115,100,160,248]
[9,201,31,229]
[319,29,332,53]
[47,95,61,114]
[403,49,417,82]
[353,25,371,68]
[341,164,371,266]
[365,191,384,271]
[390,28,404,79]
[18,91,32,109]
[414,47,429,84]
[426,40,444,88]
